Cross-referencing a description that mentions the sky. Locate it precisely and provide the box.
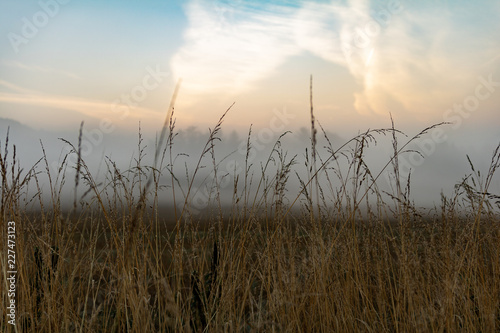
[0,0,499,208]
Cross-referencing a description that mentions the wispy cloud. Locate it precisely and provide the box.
[289,0,500,117]
[0,80,160,124]
[1,60,80,79]
[170,0,375,98]
[354,6,500,117]
[170,0,300,96]
[0,79,39,95]
[172,0,500,118]
[294,0,370,67]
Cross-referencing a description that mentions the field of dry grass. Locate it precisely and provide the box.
[1,106,499,332]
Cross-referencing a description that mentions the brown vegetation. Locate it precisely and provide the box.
[1,102,499,332]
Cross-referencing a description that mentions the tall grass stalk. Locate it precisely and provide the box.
[0,102,499,332]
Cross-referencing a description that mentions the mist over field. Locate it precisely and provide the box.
[1,115,499,212]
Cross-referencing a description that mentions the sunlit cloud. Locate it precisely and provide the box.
[293,0,500,118]
[170,1,300,97]
[0,80,161,127]
[1,60,80,79]
[171,0,377,100]
[294,0,371,68]
[172,0,500,120]
[353,5,500,117]
[0,79,39,95]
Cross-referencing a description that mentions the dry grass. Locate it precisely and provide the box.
[1,103,499,332]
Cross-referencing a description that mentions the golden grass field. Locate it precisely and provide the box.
[1,105,499,332]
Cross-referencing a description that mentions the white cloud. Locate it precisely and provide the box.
[294,0,371,68]
[354,4,500,117]
[0,81,160,126]
[171,0,500,119]
[170,1,299,96]
[1,60,80,79]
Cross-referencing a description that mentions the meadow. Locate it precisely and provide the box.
[0,103,499,332]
